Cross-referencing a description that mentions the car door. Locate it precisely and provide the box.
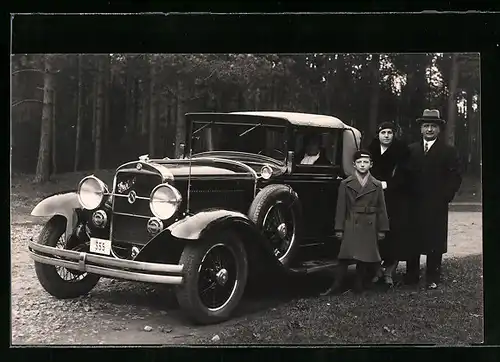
[284,128,344,245]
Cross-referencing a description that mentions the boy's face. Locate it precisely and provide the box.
[353,157,372,174]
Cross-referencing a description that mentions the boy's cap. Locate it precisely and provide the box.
[353,149,372,162]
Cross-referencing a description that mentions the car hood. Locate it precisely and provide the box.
[116,155,285,181]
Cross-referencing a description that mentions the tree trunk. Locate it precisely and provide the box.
[34,55,54,183]
[51,89,57,175]
[368,53,381,138]
[466,90,474,173]
[74,54,83,171]
[254,88,261,110]
[94,57,105,170]
[175,80,186,158]
[149,57,157,156]
[445,53,460,146]
[92,75,97,142]
[124,61,133,134]
[104,54,111,137]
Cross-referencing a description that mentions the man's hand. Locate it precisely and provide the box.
[335,231,343,240]
[381,181,387,190]
[377,232,386,240]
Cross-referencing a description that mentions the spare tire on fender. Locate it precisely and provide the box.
[248,184,303,267]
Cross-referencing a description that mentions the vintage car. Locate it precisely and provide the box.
[28,111,361,325]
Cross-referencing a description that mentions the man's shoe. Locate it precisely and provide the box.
[426,282,438,290]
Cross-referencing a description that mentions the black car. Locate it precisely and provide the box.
[28,111,362,324]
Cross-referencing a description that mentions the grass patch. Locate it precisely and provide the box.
[199,255,483,345]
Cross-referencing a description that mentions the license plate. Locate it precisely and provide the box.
[89,238,112,255]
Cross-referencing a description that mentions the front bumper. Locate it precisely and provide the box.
[28,241,184,285]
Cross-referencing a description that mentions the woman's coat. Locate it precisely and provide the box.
[334,175,390,263]
[368,138,411,260]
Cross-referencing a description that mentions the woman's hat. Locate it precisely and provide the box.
[377,121,397,133]
[416,109,446,125]
[353,149,372,162]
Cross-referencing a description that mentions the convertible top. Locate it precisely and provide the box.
[186,111,355,130]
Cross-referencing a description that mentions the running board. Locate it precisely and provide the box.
[289,259,339,274]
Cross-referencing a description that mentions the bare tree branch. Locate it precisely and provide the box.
[12,68,44,75]
[12,99,43,107]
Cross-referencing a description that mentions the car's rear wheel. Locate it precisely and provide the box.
[248,184,302,267]
[34,215,100,299]
[175,231,248,325]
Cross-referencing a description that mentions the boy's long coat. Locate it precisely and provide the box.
[334,175,390,263]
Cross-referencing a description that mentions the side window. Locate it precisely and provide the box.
[295,129,342,167]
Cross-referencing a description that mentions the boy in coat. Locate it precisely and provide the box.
[322,150,390,295]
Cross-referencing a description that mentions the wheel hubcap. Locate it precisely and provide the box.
[262,202,296,262]
[216,268,229,286]
[277,223,287,239]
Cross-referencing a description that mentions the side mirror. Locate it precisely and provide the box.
[286,151,294,173]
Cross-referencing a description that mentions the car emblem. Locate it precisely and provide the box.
[127,190,137,204]
[117,177,136,194]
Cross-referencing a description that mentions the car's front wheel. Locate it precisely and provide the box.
[34,215,101,299]
[175,231,248,325]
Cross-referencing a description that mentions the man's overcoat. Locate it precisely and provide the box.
[406,137,462,255]
[335,175,390,263]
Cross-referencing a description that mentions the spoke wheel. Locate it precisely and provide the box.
[176,231,248,325]
[33,216,100,299]
[262,201,296,262]
[198,243,239,311]
[248,184,303,267]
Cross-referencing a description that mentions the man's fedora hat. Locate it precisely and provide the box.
[416,109,446,125]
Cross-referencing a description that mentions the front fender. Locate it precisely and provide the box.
[167,209,254,240]
[167,208,286,273]
[31,191,81,242]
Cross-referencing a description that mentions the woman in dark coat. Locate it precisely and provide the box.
[368,121,410,288]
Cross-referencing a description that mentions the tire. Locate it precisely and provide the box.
[248,184,302,267]
[34,215,100,299]
[175,230,248,325]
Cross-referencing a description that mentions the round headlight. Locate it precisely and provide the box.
[77,176,108,210]
[149,184,182,220]
[261,165,273,180]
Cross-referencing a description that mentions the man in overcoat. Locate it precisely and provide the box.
[405,109,462,289]
[321,150,390,295]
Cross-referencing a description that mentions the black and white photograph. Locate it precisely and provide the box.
[11,51,482,345]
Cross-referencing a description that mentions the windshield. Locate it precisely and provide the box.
[190,120,287,162]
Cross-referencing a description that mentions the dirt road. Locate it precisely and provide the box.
[11,211,482,345]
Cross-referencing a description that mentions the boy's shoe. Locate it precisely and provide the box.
[320,283,343,296]
[371,268,384,283]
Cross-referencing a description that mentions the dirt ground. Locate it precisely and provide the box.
[11,207,482,345]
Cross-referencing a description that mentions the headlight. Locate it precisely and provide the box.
[149,184,182,220]
[77,176,108,210]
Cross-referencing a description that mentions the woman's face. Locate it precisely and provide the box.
[378,128,394,146]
